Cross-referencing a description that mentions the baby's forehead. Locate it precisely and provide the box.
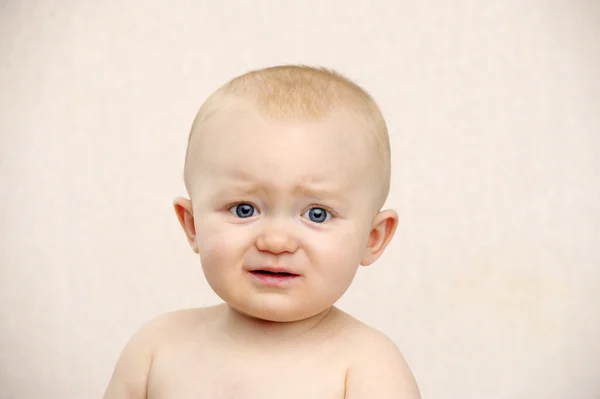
[186,116,387,209]
[201,103,374,146]
[199,111,374,166]
[184,66,391,208]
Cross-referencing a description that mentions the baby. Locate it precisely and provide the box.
[103,65,420,398]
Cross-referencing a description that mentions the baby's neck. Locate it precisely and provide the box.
[218,304,336,344]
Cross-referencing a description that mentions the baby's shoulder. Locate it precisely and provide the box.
[103,307,216,398]
[328,309,421,398]
[330,309,402,355]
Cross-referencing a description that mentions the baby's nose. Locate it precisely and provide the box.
[255,225,299,254]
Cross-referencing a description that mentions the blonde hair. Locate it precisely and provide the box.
[184,65,391,207]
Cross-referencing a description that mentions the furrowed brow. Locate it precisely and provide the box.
[292,184,345,202]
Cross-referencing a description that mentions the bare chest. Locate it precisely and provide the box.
[147,345,347,399]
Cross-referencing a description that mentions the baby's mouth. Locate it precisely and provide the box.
[247,266,301,286]
[251,270,298,277]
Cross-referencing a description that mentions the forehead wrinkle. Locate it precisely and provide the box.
[290,184,347,202]
[209,167,351,201]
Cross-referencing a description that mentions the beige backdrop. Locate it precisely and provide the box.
[1,1,599,398]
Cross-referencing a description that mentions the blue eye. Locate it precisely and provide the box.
[229,203,258,218]
[302,207,331,223]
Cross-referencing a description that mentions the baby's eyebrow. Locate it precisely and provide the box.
[222,184,268,197]
[214,180,345,202]
[291,185,342,201]
[214,169,349,201]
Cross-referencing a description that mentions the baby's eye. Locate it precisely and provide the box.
[229,203,258,218]
[302,207,332,223]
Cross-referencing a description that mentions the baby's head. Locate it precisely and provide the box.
[175,65,398,322]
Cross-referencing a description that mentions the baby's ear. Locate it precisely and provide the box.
[360,209,398,266]
[173,197,199,253]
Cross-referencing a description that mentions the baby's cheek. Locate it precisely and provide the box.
[337,227,367,258]
[198,231,229,264]
[194,219,225,258]
[317,233,363,271]
[198,225,250,269]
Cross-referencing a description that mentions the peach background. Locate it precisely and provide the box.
[1,1,599,398]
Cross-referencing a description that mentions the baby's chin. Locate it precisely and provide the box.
[226,297,335,324]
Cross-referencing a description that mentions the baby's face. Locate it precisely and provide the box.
[188,109,382,322]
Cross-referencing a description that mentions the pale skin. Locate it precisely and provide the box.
[103,106,421,398]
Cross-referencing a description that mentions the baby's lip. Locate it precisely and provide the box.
[248,266,300,275]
